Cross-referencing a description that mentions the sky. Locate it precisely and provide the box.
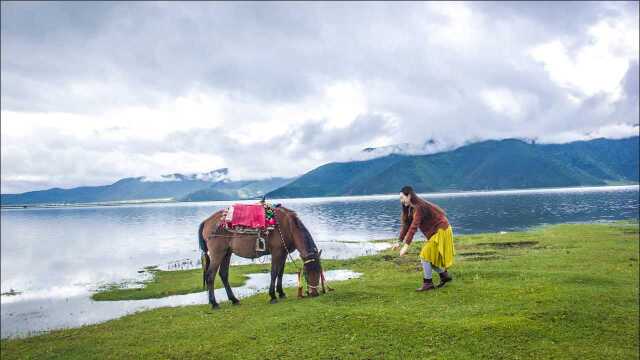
[1,1,639,194]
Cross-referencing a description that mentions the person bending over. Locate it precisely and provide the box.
[393,186,455,291]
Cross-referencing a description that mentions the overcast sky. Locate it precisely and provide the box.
[1,1,638,193]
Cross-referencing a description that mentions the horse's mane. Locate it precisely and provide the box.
[291,214,318,254]
[282,208,321,271]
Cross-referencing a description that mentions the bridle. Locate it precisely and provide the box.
[301,253,333,294]
[302,256,319,292]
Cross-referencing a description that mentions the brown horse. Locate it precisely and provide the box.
[199,206,323,309]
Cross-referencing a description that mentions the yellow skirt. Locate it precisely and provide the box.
[419,226,455,269]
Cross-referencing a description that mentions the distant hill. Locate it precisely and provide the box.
[266,137,640,198]
[3,137,637,205]
[0,168,293,205]
[180,177,294,202]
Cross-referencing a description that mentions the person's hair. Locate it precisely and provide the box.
[400,186,445,226]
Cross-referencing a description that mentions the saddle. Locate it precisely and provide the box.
[220,203,277,252]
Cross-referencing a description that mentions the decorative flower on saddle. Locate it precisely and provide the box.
[264,206,276,226]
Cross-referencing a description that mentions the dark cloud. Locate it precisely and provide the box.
[158,113,394,177]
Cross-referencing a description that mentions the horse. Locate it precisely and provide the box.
[199,205,323,309]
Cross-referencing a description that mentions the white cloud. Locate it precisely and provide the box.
[480,88,538,120]
[529,16,639,102]
[539,123,639,144]
[322,81,367,129]
[1,90,226,141]
[425,2,482,53]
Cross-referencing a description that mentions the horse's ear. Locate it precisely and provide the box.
[319,249,323,258]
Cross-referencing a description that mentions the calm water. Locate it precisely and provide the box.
[1,185,638,337]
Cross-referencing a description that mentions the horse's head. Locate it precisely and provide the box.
[288,212,325,297]
[302,250,322,297]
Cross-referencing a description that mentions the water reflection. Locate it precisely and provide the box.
[1,270,361,339]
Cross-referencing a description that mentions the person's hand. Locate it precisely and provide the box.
[391,242,401,250]
[399,244,409,257]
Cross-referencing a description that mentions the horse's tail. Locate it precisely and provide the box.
[198,221,210,289]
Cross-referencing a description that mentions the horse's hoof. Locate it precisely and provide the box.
[231,301,241,306]
[269,298,278,304]
[278,293,287,299]
[211,304,220,310]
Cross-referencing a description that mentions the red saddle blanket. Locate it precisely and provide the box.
[225,204,267,229]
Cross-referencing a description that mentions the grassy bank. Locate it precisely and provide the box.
[92,263,270,301]
[2,222,639,359]
[93,253,366,301]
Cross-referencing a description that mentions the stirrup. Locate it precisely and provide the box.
[256,236,266,252]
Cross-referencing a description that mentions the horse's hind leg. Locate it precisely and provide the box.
[276,258,286,299]
[219,251,239,305]
[206,250,225,310]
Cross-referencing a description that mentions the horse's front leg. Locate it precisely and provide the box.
[276,256,286,299]
[269,255,280,304]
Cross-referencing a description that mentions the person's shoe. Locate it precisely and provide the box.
[437,271,452,288]
[416,278,435,291]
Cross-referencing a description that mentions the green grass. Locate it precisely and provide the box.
[92,243,390,301]
[92,263,271,301]
[2,221,639,359]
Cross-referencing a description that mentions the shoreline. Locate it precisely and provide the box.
[2,183,638,210]
[1,269,363,340]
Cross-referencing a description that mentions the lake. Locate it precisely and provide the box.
[1,185,638,338]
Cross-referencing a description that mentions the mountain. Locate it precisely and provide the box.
[3,137,637,205]
[267,137,639,198]
[0,169,293,205]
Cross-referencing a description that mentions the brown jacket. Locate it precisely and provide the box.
[400,202,449,245]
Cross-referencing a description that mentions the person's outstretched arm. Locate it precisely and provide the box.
[399,207,422,256]
[403,206,422,245]
[394,210,410,250]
